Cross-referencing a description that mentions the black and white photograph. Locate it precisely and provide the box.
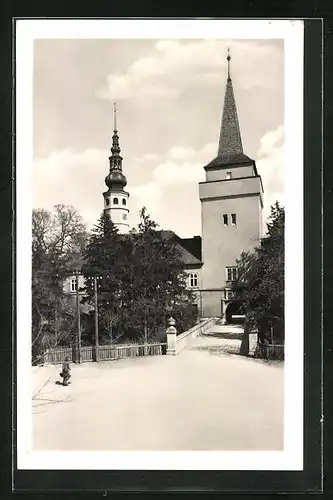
[15,19,305,472]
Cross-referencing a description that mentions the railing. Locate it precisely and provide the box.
[258,341,284,360]
[81,346,94,362]
[43,343,167,365]
[99,343,166,360]
[167,317,218,355]
[43,347,73,364]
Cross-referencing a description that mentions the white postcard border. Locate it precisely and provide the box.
[16,19,304,471]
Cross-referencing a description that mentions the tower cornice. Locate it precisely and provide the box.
[204,154,255,171]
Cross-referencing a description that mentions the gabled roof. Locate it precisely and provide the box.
[160,230,203,267]
[178,236,202,262]
[176,241,203,267]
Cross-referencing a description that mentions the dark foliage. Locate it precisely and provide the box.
[82,207,197,344]
[232,202,285,355]
[32,205,88,362]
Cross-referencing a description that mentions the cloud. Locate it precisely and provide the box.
[128,143,214,229]
[151,142,215,186]
[33,148,107,229]
[33,125,284,237]
[257,125,284,158]
[256,125,284,223]
[130,182,162,215]
[96,39,283,104]
[153,161,203,185]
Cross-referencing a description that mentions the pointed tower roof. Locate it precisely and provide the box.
[105,102,128,190]
[204,49,254,170]
[218,48,243,157]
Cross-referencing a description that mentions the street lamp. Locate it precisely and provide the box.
[93,275,102,361]
[74,270,82,364]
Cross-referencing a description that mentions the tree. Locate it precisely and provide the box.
[124,207,195,342]
[33,204,88,272]
[233,202,285,355]
[82,207,196,346]
[32,205,88,362]
[101,308,122,345]
[81,211,129,344]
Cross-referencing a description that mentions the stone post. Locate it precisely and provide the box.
[221,299,227,325]
[166,317,177,355]
[249,331,258,355]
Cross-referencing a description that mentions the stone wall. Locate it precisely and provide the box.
[166,317,217,355]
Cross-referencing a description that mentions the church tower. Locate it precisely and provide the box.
[103,103,130,233]
[199,50,264,319]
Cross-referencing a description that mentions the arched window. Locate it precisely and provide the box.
[105,198,110,206]
[122,198,126,206]
[113,197,119,205]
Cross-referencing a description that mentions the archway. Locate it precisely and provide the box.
[225,300,245,325]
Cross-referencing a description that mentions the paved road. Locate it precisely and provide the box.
[32,326,284,451]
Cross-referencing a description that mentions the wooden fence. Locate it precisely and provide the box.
[43,343,167,365]
[258,341,284,360]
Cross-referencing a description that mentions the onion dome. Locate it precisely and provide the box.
[105,169,127,189]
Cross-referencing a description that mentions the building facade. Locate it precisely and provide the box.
[64,52,263,322]
[199,51,264,318]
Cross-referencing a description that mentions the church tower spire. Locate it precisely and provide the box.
[199,50,264,318]
[103,103,130,233]
[217,49,244,158]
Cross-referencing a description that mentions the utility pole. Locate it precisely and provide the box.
[144,305,148,356]
[54,303,58,344]
[75,270,81,363]
[143,228,148,355]
[94,276,99,362]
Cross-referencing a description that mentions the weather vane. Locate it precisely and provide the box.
[227,48,231,79]
[113,102,118,131]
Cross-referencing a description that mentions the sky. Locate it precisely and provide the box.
[33,38,284,238]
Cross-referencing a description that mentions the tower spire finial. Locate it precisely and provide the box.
[227,48,231,80]
[113,102,118,131]
[217,50,243,156]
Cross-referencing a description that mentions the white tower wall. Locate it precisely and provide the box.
[103,190,130,234]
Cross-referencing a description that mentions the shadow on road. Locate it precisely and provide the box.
[202,331,243,340]
[192,344,284,366]
[193,345,240,356]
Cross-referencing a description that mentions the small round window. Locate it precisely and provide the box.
[122,198,126,206]
[113,197,119,205]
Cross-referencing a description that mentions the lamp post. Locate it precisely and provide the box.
[75,270,82,363]
[94,276,100,361]
[144,303,148,355]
